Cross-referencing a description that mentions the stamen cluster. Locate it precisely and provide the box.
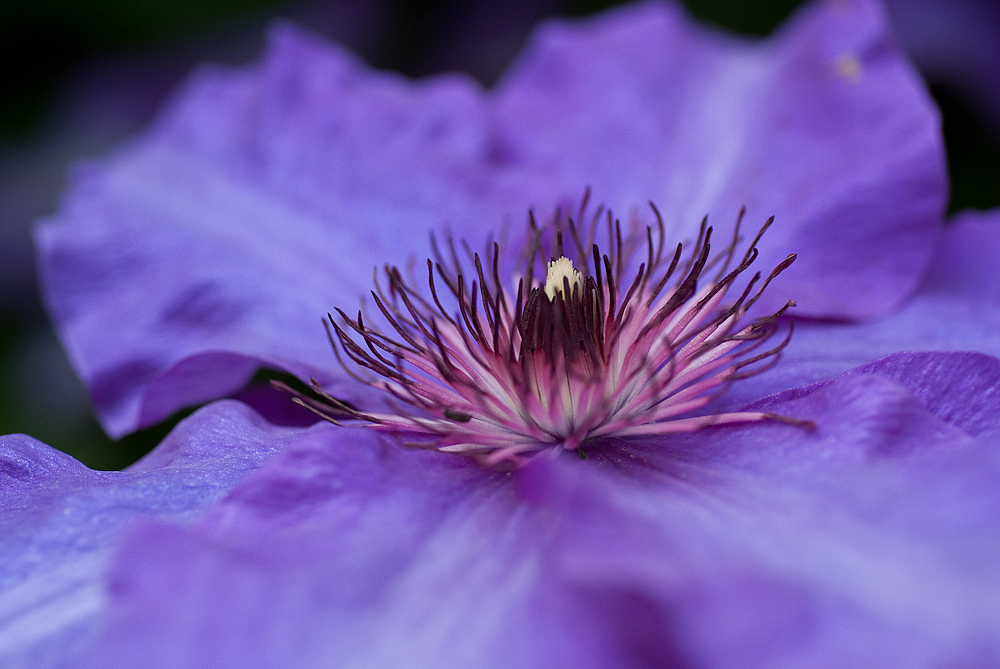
[282,197,803,467]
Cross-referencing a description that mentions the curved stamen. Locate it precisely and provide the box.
[293,198,806,467]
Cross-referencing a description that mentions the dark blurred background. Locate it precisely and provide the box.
[1,0,998,469]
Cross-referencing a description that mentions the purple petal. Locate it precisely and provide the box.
[748,349,1000,437]
[886,0,1000,135]
[494,0,946,318]
[37,1,946,438]
[722,207,1000,405]
[68,351,1000,668]
[35,25,504,437]
[0,401,297,668]
[75,428,637,669]
[919,207,1000,299]
[522,363,1000,666]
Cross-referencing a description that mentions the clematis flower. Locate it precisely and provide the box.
[35,0,944,440]
[12,0,1000,666]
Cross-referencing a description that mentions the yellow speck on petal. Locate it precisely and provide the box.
[835,52,862,84]
[544,256,583,300]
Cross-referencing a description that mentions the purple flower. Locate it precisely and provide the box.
[10,0,1000,666]
[35,0,944,440]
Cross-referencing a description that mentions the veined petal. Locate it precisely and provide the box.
[64,351,1000,668]
[720,207,1000,406]
[495,0,946,318]
[519,366,1000,667]
[35,25,502,438]
[0,401,301,669]
[72,428,629,669]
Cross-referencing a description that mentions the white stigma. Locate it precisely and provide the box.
[544,256,583,300]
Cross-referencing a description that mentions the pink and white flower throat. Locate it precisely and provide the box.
[283,194,806,467]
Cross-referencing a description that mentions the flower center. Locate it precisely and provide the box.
[543,257,583,300]
[277,195,811,467]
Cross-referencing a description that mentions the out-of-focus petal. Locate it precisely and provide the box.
[69,352,1000,668]
[37,0,946,438]
[73,427,639,669]
[494,0,946,318]
[919,208,1000,299]
[521,358,1000,667]
[723,208,1000,405]
[35,25,503,438]
[885,0,1000,136]
[0,401,298,669]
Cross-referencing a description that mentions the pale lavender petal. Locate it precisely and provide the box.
[67,352,1000,668]
[38,0,946,438]
[494,0,946,318]
[0,401,300,669]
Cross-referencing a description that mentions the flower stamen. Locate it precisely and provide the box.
[279,195,813,467]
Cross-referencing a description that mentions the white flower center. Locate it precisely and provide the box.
[544,256,583,300]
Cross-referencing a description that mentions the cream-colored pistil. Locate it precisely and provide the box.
[544,256,583,300]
